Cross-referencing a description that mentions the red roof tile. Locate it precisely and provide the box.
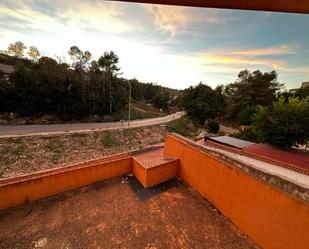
[243,144,309,173]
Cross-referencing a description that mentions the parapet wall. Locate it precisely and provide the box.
[0,145,177,209]
[0,154,132,210]
[164,134,309,249]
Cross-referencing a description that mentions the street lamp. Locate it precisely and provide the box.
[127,80,131,128]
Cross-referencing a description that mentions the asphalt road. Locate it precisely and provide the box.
[0,112,184,138]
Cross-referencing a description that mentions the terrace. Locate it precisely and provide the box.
[0,133,308,249]
[0,176,257,249]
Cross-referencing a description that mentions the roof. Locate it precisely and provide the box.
[301,81,309,88]
[203,136,309,175]
[243,144,309,173]
[0,63,14,74]
[118,0,309,14]
[206,135,255,149]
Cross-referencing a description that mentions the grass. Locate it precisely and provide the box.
[166,116,200,139]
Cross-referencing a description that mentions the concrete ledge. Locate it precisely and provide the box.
[133,157,179,188]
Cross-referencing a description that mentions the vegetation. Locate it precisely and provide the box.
[205,120,220,133]
[179,83,223,125]
[233,97,309,148]
[1,41,308,148]
[0,41,174,122]
[252,97,309,148]
[0,126,165,179]
[176,69,308,148]
[224,70,282,124]
[166,116,200,139]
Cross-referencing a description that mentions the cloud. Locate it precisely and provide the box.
[0,0,138,36]
[227,45,298,56]
[195,50,287,69]
[144,4,221,41]
[144,5,189,40]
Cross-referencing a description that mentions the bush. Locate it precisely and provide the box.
[252,97,309,148]
[237,106,257,125]
[166,116,199,138]
[233,126,258,142]
[205,119,220,133]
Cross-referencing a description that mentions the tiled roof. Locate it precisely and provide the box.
[243,144,309,173]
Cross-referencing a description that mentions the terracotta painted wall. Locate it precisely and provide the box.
[132,159,147,188]
[0,157,132,210]
[145,160,179,188]
[164,134,309,249]
[132,158,179,188]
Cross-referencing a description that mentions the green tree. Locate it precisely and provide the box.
[68,46,92,105]
[180,83,221,125]
[253,97,309,148]
[152,90,170,110]
[68,46,92,71]
[7,41,27,58]
[225,70,283,124]
[98,51,120,113]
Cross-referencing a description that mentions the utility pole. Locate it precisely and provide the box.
[128,80,131,128]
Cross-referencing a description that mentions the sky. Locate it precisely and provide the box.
[0,0,309,90]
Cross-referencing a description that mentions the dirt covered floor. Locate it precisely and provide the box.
[0,177,258,249]
[0,126,165,179]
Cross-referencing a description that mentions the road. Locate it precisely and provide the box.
[219,124,238,134]
[0,112,184,138]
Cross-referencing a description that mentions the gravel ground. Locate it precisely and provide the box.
[0,177,259,249]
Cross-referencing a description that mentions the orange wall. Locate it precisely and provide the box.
[132,158,178,188]
[164,134,309,249]
[132,159,147,188]
[145,160,178,188]
[0,157,132,210]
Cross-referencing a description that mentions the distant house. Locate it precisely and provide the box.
[0,63,14,81]
[289,81,309,95]
[289,88,298,95]
[301,81,309,89]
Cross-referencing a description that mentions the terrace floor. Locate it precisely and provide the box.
[0,176,258,249]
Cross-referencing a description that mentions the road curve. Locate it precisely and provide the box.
[0,112,185,138]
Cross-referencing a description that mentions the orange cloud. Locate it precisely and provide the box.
[227,45,298,56]
[197,52,287,69]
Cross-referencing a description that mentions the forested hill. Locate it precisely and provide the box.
[0,51,179,123]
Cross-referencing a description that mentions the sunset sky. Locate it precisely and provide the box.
[1,0,309,89]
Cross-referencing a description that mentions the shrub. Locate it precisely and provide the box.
[237,106,257,125]
[233,126,259,142]
[252,97,309,148]
[166,116,199,138]
[205,119,220,133]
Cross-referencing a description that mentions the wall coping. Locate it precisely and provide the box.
[168,133,309,204]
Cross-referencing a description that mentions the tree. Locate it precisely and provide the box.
[68,46,92,71]
[28,46,41,61]
[7,41,27,58]
[225,70,283,124]
[180,83,221,125]
[98,51,120,113]
[152,90,170,110]
[252,97,309,148]
[68,46,92,104]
